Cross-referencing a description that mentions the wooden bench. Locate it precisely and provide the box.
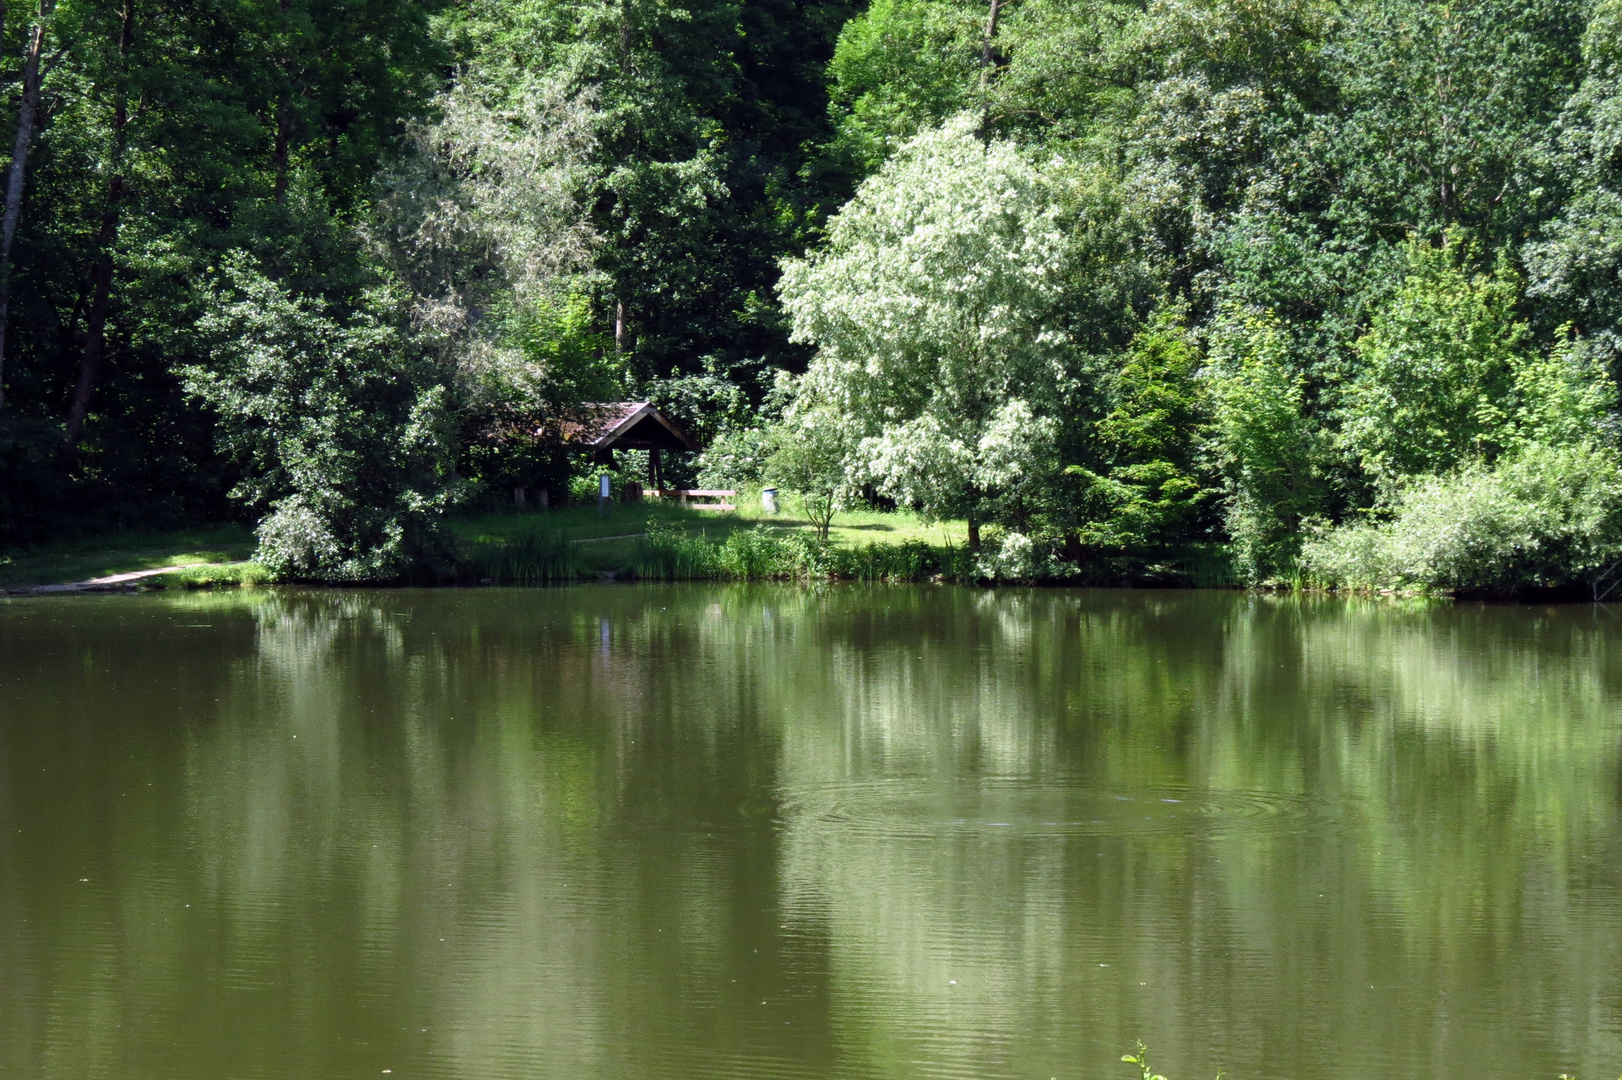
[654,488,736,511]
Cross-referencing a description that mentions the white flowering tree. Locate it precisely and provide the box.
[777,115,1072,548]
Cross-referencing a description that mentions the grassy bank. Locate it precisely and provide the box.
[1,500,1231,590]
[0,526,259,591]
[0,504,970,590]
[452,500,976,584]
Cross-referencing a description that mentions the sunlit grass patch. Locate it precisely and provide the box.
[147,561,273,589]
[0,526,256,589]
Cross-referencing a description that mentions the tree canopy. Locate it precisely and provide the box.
[0,0,1618,591]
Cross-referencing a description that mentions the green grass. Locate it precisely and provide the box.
[449,496,971,579]
[450,492,966,577]
[0,526,257,590]
[0,500,965,590]
[145,561,274,590]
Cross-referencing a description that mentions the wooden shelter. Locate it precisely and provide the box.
[561,401,699,490]
[474,401,699,504]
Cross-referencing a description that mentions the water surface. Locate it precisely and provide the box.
[1,587,1619,1080]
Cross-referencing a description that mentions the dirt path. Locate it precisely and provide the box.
[9,565,198,595]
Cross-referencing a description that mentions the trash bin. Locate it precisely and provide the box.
[761,488,779,514]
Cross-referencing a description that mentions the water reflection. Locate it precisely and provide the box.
[0,588,1618,1080]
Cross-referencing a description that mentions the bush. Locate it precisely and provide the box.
[972,530,1079,584]
[696,426,777,491]
[1299,518,1391,591]
[716,526,797,579]
[187,256,467,583]
[1301,442,1622,593]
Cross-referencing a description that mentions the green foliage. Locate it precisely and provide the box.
[836,538,947,582]
[460,525,576,584]
[635,522,809,581]
[1329,0,1585,246]
[1074,310,1213,554]
[1342,233,1531,483]
[150,562,275,590]
[1512,330,1619,447]
[1302,442,1622,594]
[766,406,858,540]
[781,116,1072,535]
[632,518,978,582]
[1526,0,1622,351]
[822,0,984,173]
[4,0,1621,596]
[1120,1040,1228,1080]
[1207,307,1324,582]
[972,530,1079,584]
[185,257,466,582]
[495,291,620,403]
[1122,1041,1168,1080]
[696,425,776,491]
[442,0,860,386]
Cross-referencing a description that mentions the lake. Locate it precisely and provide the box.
[1,586,1619,1080]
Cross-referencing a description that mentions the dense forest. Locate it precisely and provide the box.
[2,0,1622,591]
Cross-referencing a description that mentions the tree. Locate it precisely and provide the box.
[1526,0,1622,355]
[778,114,1073,547]
[1071,309,1213,554]
[1341,232,1529,485]
[0,0,59,413]
[820,0,984,175]
[1329,0,1586,249]
[1206,306,1323,581]
[372,67,603,405]
[446,0,859,393]
[766,405,856,541]
[185,255,466,582]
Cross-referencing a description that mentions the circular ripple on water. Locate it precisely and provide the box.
[784,777,1320,839]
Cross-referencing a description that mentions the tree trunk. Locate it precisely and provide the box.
[974,0,1004,140]
[978,0,1003,86]
[272,0,292,203]
[62,180,120,457]
[0,1,55,412]
[614,298,627,354]
[967,518,981,551]
[61,0,133,461]
[273,92,291,203]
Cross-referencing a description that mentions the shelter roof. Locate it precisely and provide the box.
[558,402,699,452]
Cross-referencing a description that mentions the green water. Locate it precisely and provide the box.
[1,587,1619,1080]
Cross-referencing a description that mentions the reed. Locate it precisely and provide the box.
[461,527,576,584]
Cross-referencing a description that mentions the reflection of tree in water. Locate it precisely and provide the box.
[1,589,1619,1080]
[771,591,1622,1080]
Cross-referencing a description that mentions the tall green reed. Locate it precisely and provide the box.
[462,527,576,584]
